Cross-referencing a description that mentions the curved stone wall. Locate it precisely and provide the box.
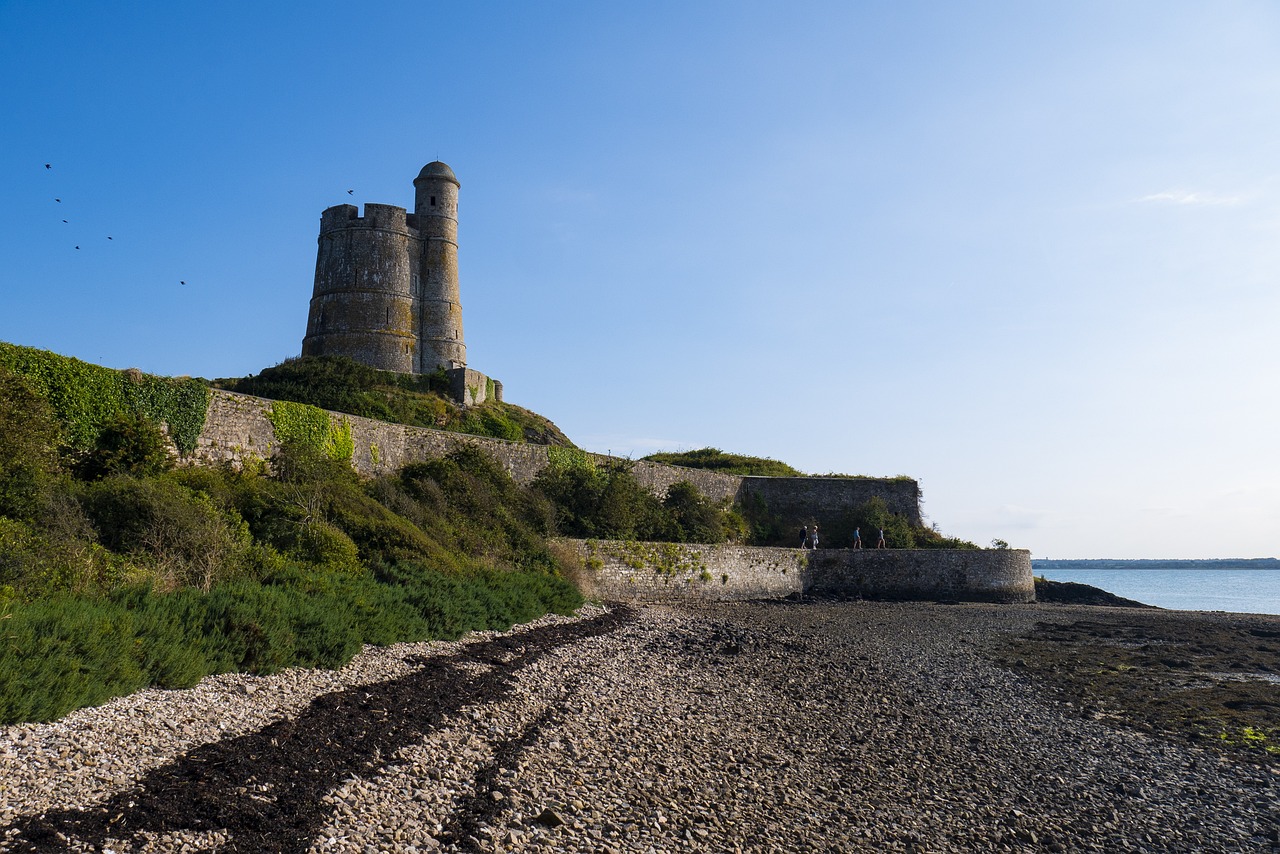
[559,539,1034,604]
[804,548,1034,603]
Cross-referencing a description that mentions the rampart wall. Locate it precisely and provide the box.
[191,392,919,531]
[560,540,1034,604]
[191,391,1026,604]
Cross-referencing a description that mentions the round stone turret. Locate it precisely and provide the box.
[301,202,417,372]
[415,161,459,186]
[413,161,465,372]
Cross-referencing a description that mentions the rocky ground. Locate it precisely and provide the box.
[3,599,1280,853]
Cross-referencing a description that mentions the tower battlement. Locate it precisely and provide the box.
[318,204,417,237]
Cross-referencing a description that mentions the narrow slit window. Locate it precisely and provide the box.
[430,196,436,207]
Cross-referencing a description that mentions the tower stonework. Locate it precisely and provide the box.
[301,162,500,405]
[413,162,465,372]
[303,203,418,373]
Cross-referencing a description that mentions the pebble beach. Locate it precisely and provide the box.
[3,600,1279,853]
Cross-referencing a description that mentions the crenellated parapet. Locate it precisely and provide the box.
[318,204,417,237]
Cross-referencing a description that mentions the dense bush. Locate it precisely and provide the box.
[532,455,742,544]
[0,366,63,520]
[661,481,748,543]
[75,411,175,481]
[533,458,663,540]
[78,475,258,591]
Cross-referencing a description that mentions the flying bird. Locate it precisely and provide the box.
[55,198,61,202]
[107,236,113,240]
[347,189,354,195]
[180,280,187,285]
[44,164,51,169]
[75,246,80,250]
[62,219,68,223]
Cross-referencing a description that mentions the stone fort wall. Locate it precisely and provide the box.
[191,391,919,528]
[558,540,1034,604]
[191,391,1028,604]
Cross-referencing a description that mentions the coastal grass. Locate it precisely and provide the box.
[0,563,582,725]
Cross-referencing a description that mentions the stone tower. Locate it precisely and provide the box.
[413,162,465,371]
[302,161,467,375]
[300,162,500,405]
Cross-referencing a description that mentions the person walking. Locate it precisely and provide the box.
[799,525,809,549]
[852,527,862,549]
[810,524,820,549]
[876,527,887,549]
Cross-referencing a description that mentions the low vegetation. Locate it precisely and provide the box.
[0,355,592,723]
[738,492,978,550]
[643,447,917,482]
[534,448,747,544]
[0,352,754,724]
[216,355,573,446]
[642,448,803,477]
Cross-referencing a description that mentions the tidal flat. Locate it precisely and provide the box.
[2,600,1278,852]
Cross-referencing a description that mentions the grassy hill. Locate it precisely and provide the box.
[215,355,574,446]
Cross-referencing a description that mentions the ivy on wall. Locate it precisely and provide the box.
[265,399,354,462]
[546,445,596,474]
[0,342,210,454]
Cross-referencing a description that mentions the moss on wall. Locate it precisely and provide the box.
[265,400,354,462]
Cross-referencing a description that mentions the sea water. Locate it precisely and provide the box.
[1033,564,1280,615]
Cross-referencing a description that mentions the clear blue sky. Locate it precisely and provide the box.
[3,1,1277,559]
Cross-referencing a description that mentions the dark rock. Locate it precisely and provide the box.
[534,808,565,828]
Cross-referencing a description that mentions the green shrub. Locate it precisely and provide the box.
[0,596,146,724]
[285,522,364,574]
[662,481,730,543]
[75,411,174,481]
[456,406,523,442]
[914,527,982,550]
[534,461,741,544]
[78,476,255,591]
[0,366,63,520]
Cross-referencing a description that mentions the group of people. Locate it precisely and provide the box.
[798,525,887,550]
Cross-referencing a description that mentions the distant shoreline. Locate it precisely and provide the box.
[1034,558,1280,571]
